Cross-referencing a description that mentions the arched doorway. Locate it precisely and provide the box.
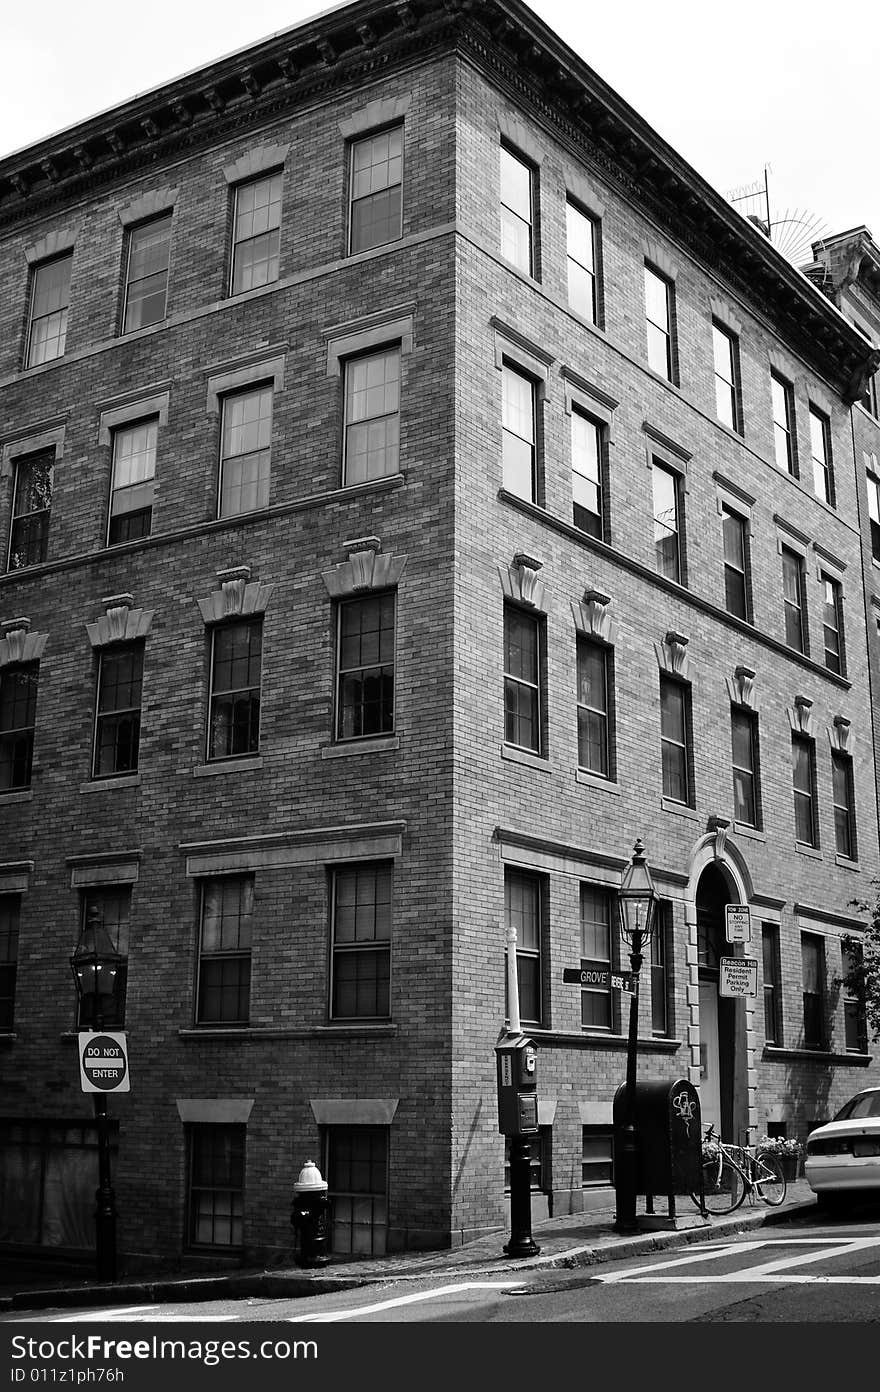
[696,863,737,1139]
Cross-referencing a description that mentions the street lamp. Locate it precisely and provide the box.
[614,838,657,1234]
[70,905,122,1282]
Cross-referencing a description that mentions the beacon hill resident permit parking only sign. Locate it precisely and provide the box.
[78,1032,130,1093]
[719,957,758,998]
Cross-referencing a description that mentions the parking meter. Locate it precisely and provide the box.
[495,1029,539,1135]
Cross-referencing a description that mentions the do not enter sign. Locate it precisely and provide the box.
[78,1032,130,1093]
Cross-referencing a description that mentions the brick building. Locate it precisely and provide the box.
[0,0,878,1270]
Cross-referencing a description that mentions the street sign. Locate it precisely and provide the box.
[562,966,634,993]
[719,957,758,998]
[725,904,751,943]
[78,1031,130,1094]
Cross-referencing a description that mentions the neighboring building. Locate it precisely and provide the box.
[0,0,878,1269]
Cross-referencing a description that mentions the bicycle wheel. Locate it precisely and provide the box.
[755,1153,787,1206]
[694,1158,745,1214]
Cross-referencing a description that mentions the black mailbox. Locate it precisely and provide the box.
[613,1078,703,1205]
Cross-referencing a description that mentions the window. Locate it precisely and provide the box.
[218,386,272,517]
[230,173,282,294]
[868,473,880,562]
[801,933,825,1051]
[208,620,262,760]
[343,347,400,484]
[650,901,671,1037]
[566,200,598,322]
[0,664,38,791]
[7,450,52,570]
[336,594,395,741]
[652,460,682,582]
[644,264,674,380]
[26,254,72,367]
[580,886,614,1032]
[721,505,749,620]
[576,638,612,777]
[108,418,157,544]
[821,574,843,674]
[76,889,129,1029]
[93,645,142,778]
[0,897,19,1030]
[326,1126,388,1257]
[505,870,542,1027]
[188,1125,245,1248]
[712,321,739,430]
[861,366,879,418]
[122,215,171,332]
[330,863,392,1020]
[196,877,253,1025]
[349,127,403,254]
[502,363,537,502]
[660,675,691,805]
[809,407,833,505]
[831,751,857,860]
[571,409,603,537]
[842,941,867,1054]
[503,606,541,753]
[500,145,533,275]
[770,371,796,475]
[781,546,807,653]
[731,706,760,828]
[791,733,818,847]
[582,1127,614,1187]
[762,924,782,1046]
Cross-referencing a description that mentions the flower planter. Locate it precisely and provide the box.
[780,1155,800,1183]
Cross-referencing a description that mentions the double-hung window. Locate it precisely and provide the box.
[576,638,612,778]
[343,347,400,484]
[580,886,614,1032]
[660,675,691,805]
[821,574,844,674]
[868,473,880,562]
[842,941,867,1054]
[566,200,598,322]
[571,408,603,537]
[502,363,537,502]
[771,371,796,475]
[7,450,53,571]
[809,406,834,505]
[218,386,272,517]
[208,620,262,760]
[801,933,825,1051]
[76,889,129,1029]
[331,863,392,1020]
[651,901,671,1037]
[349,127,403,254]
[781,546,807,653]
[762,924,782,1045]
[188,1125,245,1249]
[503,606,541,753]
[196,876,253,1025]
[336,594,395,741]
[791,733,818,847]
[712,321,740,430]
[108,418,157,544]
[831,750,856,860]
[122,215,171,332]
[645,264,674,380]
[731,706,760,828]
[505,870,542,1027]
[26,254,72,367]
[500,146,534,275]
[93,644,142,778]
[652,459,682,582]
[721,505,749,620]
[0,896,19,1030]
[0,663,38,792]
[230,174,282,295]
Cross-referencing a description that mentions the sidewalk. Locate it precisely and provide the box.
[0,1181,819,1313]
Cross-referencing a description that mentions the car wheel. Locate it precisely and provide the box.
[816,1192,849,1215]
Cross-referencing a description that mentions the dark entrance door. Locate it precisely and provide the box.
[696,864,736,1141]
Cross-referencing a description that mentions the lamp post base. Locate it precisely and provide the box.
[504,1136,541,1259]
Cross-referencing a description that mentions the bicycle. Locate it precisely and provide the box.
[691,1124,787,1215]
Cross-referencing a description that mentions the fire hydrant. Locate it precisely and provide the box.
[290,1160,331,1267]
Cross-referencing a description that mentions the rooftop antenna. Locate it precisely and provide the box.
[725,164,829,269]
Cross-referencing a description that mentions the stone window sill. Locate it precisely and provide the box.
[501,743,550,772]
[660,797,699,820]
[576,769,620,794]
[321,736,400,758]
[193,757,263,778]
[80,774,141,793]
[734,821,765,842]
[835,854,860,871]
[764,1045,872,1066]
[178,1023,398,1040]
[0,789,34,804]
[795,842,822,860]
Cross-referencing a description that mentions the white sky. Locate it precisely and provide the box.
[1,0,877,254]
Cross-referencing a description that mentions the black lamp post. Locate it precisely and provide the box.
[70,905,122,1282]
[614,838,657,1235]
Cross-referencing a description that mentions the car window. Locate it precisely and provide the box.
[833,1092,880,1121]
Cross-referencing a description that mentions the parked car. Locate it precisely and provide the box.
[804,1087,880,1206]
